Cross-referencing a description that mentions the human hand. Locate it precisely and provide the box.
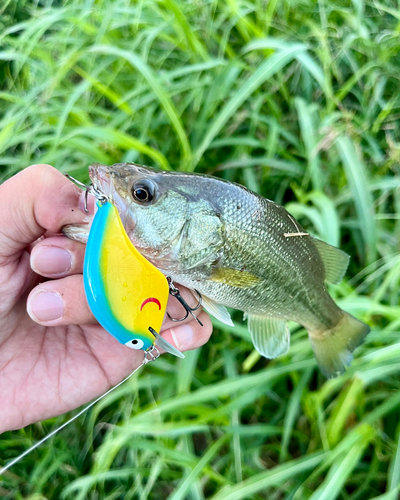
[0,164,212,433]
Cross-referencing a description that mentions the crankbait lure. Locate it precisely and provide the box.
[84,198,184,358]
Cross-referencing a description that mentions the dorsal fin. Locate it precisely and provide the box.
[313,238,350,284]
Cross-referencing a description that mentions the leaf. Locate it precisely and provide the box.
[309,431,371,500]
[210,452,325,500]
[89,45,191,167]
[168,435,231,500]
[295,97,323,191]
[193,45,305,168]
[336,136,377,264]
[280,368,313,463]
[64,127,171,169]
[243,38,331,97]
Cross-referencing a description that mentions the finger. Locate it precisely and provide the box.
[0,164,89,265]
[27,274,96,325]
[27,274,213,353]
[27,274,205,331]
[30,236,86,278]
[30,236,202,324]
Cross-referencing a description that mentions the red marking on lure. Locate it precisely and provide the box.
[140,297,162,311]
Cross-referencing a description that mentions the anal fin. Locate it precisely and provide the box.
[246,314,290,359]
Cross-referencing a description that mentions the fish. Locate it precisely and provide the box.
[63,162,370,378]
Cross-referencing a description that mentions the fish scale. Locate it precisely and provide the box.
[63,162,370,378]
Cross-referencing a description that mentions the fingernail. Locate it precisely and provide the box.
[31,246,72,276]
[170,324,193,348]
[28,291,64,322]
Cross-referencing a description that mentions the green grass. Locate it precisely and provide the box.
[1,0,400,498]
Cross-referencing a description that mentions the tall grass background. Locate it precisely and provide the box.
[1,0,400,498]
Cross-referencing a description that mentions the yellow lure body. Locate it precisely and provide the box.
[84,201,169,351]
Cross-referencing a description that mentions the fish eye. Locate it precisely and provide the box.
[132,180,156,204]
[125,338,145,350]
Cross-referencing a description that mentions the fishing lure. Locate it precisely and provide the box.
[84,198,184,358]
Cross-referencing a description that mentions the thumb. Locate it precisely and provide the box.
[0,164,89,265]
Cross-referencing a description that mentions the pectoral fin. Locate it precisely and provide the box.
[210,268,263,289]
[246,314,290,359]
[313,238,350,284]
[198,294,234,326]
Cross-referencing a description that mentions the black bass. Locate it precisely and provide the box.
[64,163,370,378]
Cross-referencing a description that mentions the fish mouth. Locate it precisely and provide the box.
[89,163,113,198]
[88,163,129,225]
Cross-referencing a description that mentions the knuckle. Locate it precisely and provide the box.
[24,164,56,184]
[26,163,54,173]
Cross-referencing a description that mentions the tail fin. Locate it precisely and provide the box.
[309,312,370,378]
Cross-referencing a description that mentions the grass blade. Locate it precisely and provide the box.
[210,452,325,500]
[336,136,377,264]
[193,45,305,168]
[90,45,191,168]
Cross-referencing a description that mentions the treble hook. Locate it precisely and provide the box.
[166,277,203,327]
[65,174,108,213]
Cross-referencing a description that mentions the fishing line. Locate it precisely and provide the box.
[0,352,157,476]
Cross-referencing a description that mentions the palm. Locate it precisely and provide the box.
[0,257,142,432]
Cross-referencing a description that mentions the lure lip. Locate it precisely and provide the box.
[149,327,185,359]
